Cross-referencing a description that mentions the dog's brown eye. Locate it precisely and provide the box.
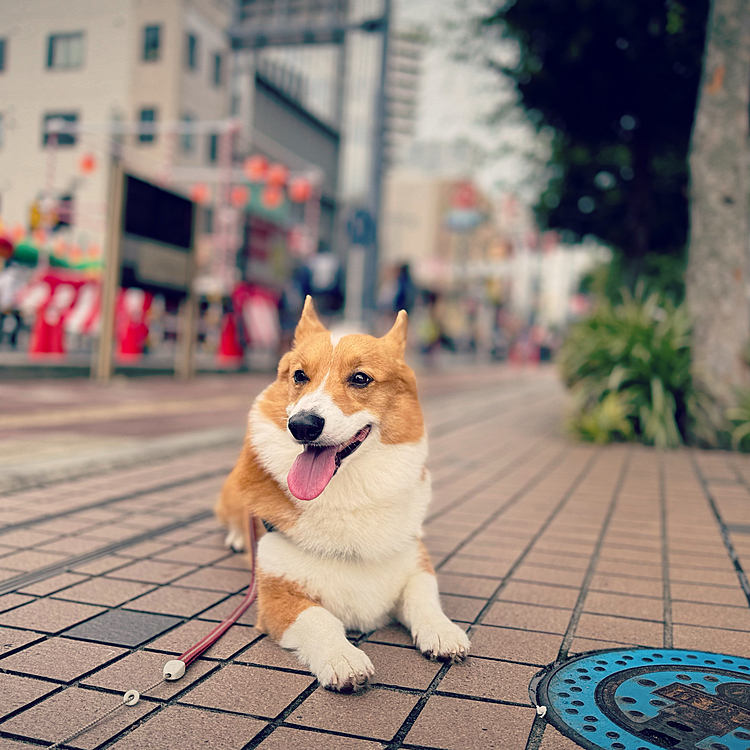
[349,372,372,388]
[293,369,309,384]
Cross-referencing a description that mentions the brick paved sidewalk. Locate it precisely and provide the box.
[0,366,749,750]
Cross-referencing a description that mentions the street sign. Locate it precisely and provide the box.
[347,209,376,246]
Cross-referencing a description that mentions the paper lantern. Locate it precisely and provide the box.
[243,155,268,182]
[261,185,284,210]
[266,163,289,187]
[288,177,312,203]
[79,153,97,174]
[230,185,249,208]
[190,183,209,205]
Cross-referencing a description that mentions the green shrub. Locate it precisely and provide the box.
[558,286,692,448]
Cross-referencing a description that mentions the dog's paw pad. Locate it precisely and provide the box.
[318,647,374,693]
[415,621,470,663]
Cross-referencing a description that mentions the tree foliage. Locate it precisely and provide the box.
[485,0,709,261]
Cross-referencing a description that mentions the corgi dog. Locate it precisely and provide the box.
[215,296,470,691]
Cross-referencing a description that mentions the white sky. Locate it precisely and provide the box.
[394,0,550,203]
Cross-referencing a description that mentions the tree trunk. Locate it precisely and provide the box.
[686,0,750,405]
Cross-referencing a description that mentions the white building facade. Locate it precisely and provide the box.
[0,0,232,255]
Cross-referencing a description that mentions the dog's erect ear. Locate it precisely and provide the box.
[294,295,327,344]
[276,351,293,381]
[381,310,408,357]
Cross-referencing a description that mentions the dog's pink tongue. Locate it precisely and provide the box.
[287,446,338,501]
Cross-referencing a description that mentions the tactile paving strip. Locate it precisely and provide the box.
[532,648,750,750]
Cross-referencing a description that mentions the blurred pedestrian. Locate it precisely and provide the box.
[0,260,27,349]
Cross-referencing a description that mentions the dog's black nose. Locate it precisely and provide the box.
[288,412,325,442]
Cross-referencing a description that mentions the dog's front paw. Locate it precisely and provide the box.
[315,644,375,693]
[223,527,245,552]
[414,619,470,663]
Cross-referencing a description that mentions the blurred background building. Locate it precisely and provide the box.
[0,0,602,372]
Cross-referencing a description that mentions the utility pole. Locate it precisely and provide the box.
[93,157,125,381]
[364,0,391,317]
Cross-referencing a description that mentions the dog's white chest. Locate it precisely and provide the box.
[258,532,419,631]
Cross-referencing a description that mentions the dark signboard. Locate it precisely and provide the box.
[120,175,194,297]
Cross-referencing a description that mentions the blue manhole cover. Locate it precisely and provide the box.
[532,648,750,750]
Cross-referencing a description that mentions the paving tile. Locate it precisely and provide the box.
[0,549,67,571]
[107,704,265,750]
[180,663,314,718]
[0,736,49,749]
[18,572,89,597]
[0,685,155,749]
[574,613,663,646]
[72,555,130,575]
[154,545,232,565]
[124,585,226,618]
[568,637,637,654]
[0,529,59,548]
[0,593,34,613]
[63,609,181,647]
[255,727,383,750]
[0,599,105,634]
[672,624,750,658]
[82,649,217,700]
[54,577,155,607]
[0,673,58,720]
[439,594,486,623]
[498,581,580,609]
[359,642,441,689]
[0,637,125,682]
[107,559,196,585]
[173,566,252,592]
[470,626,562,665]
[437,656,538,704]
[237,636,310,671]
[512,564,586,587]
[596,560,662,578]
[286,686,419,741]
[114,540,174,559]
[671,601,750,630]
[365,624,414,647]
[583,592,664,621]
[588,573,664,598]
[38,536,106,555]
[482,601,571,634]
[196,593,257,624]
[0,626,45,659]
[147,620,262,660]
[538,724,593,749]
[439,555,510,577]
[405,695,535,749]
[436,572,500,598]
[670,581,750,607]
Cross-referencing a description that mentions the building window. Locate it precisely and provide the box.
[138,108,157,143]
[42,113,78,146]
[212,53,222,86]
[143,25,161,61]
[0,39,6,72]
[208,133,218,163]
[180,113,194,153]
[47,32,84,70]
[186,33,198,70]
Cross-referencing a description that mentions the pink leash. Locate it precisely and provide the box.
[162,514,259,680]
[48,516,260,750]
